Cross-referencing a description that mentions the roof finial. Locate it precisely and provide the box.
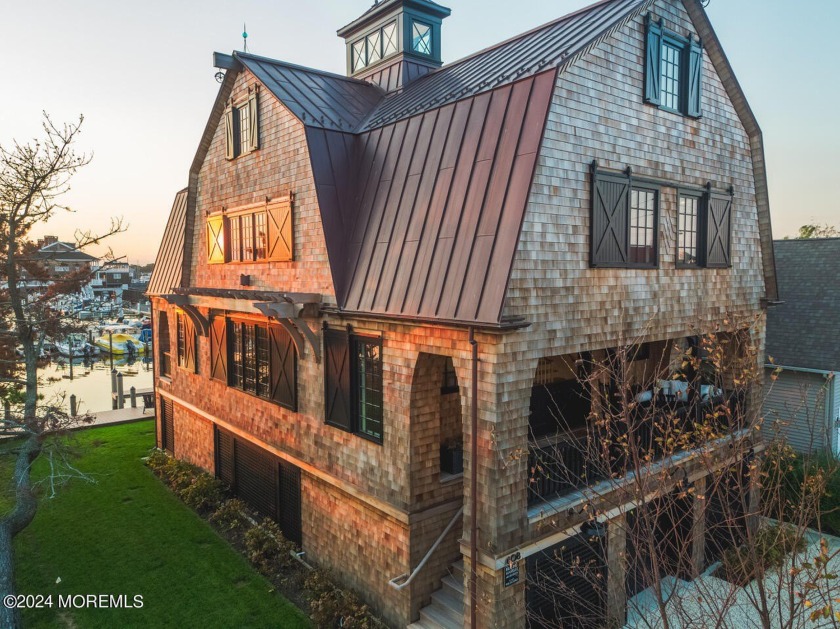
[242,23,248,52]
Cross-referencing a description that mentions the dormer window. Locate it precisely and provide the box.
[351,20,399,72]
[412,21,432,55]
[224,88,259,159]
[643,15,703,118]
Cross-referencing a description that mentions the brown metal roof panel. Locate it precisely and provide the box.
[148,188,187,296]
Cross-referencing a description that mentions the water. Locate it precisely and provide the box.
[37,355,154,414]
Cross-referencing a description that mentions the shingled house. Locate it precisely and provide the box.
[147,0,777,626]
[764,238,839,454]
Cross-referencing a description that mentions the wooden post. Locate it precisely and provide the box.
[116,373,124,409]
[130,386,137,408]
[109,331,114,370]
[68,336,74,380]
[70,394,77,418]
[111,369,118,410]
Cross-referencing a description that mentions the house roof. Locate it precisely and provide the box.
[34,241,97,262]
[147,189,187,296]
[162,0,778,327]
[765,238,840,371]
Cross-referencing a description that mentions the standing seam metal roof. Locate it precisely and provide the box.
[147,189,187,296]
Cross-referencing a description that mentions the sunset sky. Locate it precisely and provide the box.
[1,0,837,263]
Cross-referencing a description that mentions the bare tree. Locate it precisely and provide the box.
[525,317,840,629]
[0,113,124,628]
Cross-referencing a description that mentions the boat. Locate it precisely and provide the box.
[94,332,146,355]
[54,333,99,358]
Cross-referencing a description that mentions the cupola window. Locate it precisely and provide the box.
[412,21,432,55]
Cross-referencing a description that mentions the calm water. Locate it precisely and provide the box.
[38,355,154,414]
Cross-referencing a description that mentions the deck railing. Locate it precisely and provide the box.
[528,391,746,506]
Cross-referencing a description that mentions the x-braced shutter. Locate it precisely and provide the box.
[207,213,226,264]
[706,191,732,268]
[686,37,703,118]
[324,327,351,431]
[591,170,630,267]
[269,324,297,410]
[266,199,293,261]
[210,315,228,382]
[644,15,662,105]
[248,90,260,151]
[183,318,197,373]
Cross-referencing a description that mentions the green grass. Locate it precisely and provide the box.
[8,420,309,628]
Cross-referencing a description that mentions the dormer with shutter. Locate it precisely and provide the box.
[337,0,451,93]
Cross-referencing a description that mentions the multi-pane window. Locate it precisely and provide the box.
[176,312,196,372]
[207,199,293,265]
[354,337,383,442]
[412,21,432,55]
[660,42,681,111]
[677,194,700,266]
[239,102,251,154]
[229,211,265,262]
[629,188,657,266]
[226,319,297,410]
[158,310,171,377]
[324,329,385,445]
[644,15,703,118]
[230,216,242,262]
[351,21,398,72]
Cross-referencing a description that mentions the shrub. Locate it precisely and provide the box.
[305,569,374,628]
[210,499,251,532]
[720,523,806,585]
[244,518,294,576]
[145,448,169,473]
[178,473,226,512]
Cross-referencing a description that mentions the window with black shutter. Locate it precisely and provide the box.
[644,14,702,118]
[324,327,384,445]
[225,87,259,160]
[591,166,659,269]
[677,186,733,269]
[160,397,175,453]
[225,318,297,409]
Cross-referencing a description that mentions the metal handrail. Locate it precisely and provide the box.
[388,506,464,591]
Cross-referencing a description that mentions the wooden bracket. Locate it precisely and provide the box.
[161,294,210,336]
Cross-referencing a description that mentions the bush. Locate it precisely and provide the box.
[767,448,840,536]
[210,499,252,532]
[178,473,226,512]
[145,448,169,473]
[305,569,374,628]
[720,523,806,585]
[244,518,295,576]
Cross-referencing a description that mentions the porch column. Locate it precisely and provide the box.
[607,514,627,626]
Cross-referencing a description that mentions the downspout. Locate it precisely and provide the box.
[469,326,478,629]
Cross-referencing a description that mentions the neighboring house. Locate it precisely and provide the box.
[90,262,134,299]
[147,0,777,626]
[764,238,840,454]
[30,240,97,279]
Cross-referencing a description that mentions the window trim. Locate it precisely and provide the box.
[350,334,384,445]
[676,188,704,268]
[351,20,400,73]
[644,14,703,119]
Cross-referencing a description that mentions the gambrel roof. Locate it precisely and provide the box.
[159,0,778,326]
[766,238,840,372]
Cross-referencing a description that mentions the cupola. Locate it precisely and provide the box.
[338,0,451,92]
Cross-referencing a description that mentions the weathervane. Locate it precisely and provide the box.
[243,23,248,52]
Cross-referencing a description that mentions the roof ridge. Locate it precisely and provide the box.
[235,51,384,90]
[426,0,628,76]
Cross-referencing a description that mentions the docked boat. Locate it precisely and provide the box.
[55,333,99,358]
[94,331,145,355]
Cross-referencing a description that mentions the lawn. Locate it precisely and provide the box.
[5,420,309,628]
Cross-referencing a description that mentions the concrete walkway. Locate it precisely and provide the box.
[625,529,840,628]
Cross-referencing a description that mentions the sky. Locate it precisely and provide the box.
[1,0,837,264]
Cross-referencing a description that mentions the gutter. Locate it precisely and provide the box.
[764,364,836,377]
[468,326,478,629]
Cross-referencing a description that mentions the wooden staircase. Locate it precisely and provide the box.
[407,559,465,628]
